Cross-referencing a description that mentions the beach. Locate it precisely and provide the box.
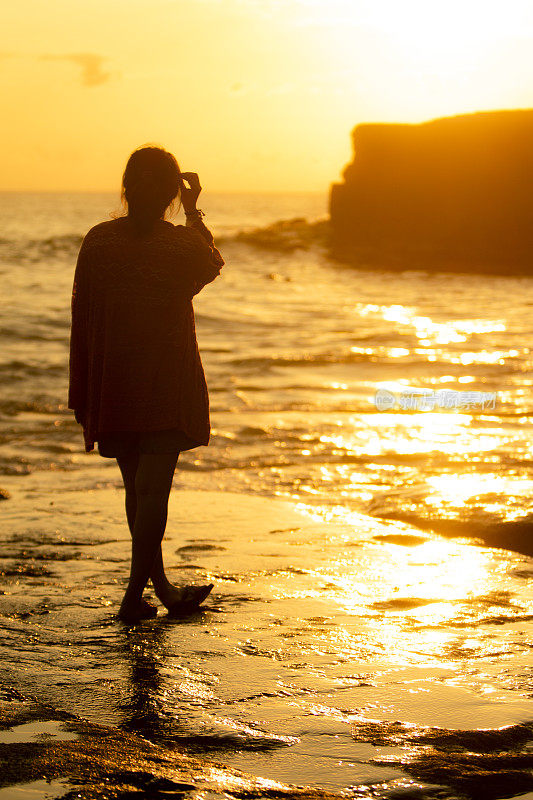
[2,191,533,798]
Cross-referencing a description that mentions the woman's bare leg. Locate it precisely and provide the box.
[117,453,174,598]
[118,451,179,619]
[116,452,213,619]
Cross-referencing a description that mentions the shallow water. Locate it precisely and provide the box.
[2,191,533,797]
[0,780,70,800]
[0,720,77,745]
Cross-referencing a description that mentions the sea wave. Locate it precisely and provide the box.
[0,360,65,379]
[0,397,67,416]
[218,217,330,251]
[0,234,83,263]
[0,218,330,264]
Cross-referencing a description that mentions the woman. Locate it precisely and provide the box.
[68,145,224,623]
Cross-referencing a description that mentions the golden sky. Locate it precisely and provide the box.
[2,0,533,191]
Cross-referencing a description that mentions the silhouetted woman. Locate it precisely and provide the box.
[68,145,224,623]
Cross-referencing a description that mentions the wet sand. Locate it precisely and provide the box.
[1,689,353,800]
[2,470,533,799]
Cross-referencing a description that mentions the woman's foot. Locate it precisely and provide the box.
[158,583,214,617]
[118,596,158,624]
[139,598,158,618]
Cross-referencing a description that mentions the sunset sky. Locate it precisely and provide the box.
[2,0,533,191]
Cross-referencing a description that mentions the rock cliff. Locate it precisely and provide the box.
[329,109,533,272]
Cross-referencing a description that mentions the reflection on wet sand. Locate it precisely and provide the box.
[120,622,168,741]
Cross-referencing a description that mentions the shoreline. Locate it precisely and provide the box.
[2,473,533,798]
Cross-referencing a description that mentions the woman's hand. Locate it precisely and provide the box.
[180,172,202,214]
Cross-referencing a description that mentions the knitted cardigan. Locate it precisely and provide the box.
[68,216,224,453]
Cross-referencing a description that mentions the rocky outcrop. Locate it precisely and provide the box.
[329,109,533,272]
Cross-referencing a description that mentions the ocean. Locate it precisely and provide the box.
[2,191,533,799]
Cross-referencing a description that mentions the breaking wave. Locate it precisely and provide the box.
[0,218,330,265]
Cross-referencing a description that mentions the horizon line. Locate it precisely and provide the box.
[0,188,329,195]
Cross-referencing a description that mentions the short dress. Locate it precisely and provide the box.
[97,427,199,458]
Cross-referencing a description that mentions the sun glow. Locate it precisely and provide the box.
[303,0,531,73]
[293,0,533,122]
[357,0,525,62]
[2,0,532,189]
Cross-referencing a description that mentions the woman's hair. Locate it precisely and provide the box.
[120,145,182,235]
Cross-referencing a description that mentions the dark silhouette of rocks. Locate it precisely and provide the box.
[329,109,533,273]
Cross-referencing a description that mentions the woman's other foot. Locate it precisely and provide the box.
[159,583,214,617]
